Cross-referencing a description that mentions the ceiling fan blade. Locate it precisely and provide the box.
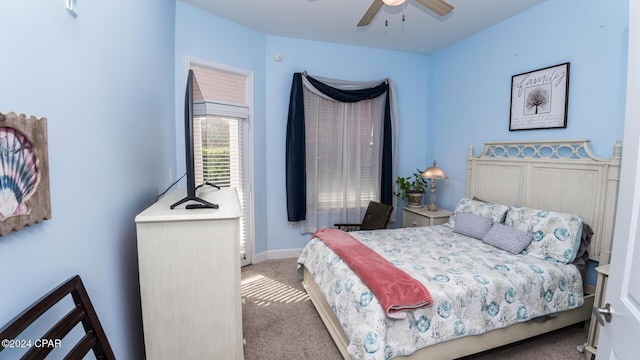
[415,0,454,16]
[357,0,384,27]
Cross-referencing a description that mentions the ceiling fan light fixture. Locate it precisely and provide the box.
[382,0,406,6]
[357,0,452,27]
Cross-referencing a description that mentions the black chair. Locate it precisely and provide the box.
[0,275,115,360]
[334,201,393,231]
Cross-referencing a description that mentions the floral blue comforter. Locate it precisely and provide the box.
[297,225,584,360]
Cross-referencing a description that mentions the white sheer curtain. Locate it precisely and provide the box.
[300,75,397,234]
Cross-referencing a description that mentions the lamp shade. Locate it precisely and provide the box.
[382,0,406,6]
[422,160,447,179]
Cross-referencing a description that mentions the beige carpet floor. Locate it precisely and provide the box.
[241,258,589,360]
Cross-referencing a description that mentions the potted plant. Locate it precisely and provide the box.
[394,169,429,208]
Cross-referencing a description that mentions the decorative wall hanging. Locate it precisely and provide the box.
[509,62,570,131]
[0,112,51,236]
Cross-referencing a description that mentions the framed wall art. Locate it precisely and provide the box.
[509,62,570,131]
[0,112,51,236]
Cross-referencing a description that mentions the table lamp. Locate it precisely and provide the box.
[421,160,447,211]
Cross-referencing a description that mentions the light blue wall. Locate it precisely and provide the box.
[427,0,629,212]
[0,0,175,358]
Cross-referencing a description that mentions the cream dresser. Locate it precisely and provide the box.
[135,187,244,360]
[402,206,452,227]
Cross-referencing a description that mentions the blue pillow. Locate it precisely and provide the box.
[453,212,494,240]
[482,223,533,254]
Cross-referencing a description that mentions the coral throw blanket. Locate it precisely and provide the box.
[313,228,433,319]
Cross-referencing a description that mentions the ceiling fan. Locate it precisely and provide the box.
[357,0,454,27]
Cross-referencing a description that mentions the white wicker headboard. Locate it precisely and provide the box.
[466,139,621,264]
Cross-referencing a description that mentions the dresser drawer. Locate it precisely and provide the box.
[403,210,432,227]
[402,207,451,227]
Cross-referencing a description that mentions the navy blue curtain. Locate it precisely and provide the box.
[286,73,393,221]
[285,73,307,222]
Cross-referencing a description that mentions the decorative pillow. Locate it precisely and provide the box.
[504,206,584,264]
[482,223,533,254]
[573,223,593,268]
[448,198,509,228]
[453,213,494,240]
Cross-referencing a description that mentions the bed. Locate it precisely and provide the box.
[297,139,622,359]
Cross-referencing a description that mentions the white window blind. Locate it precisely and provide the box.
[304,99,378,208]
[191,64,247,106]
[194,116,243,189]
[190,62,252,265]
[301,84,385,233]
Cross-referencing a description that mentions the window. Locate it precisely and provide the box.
[194,116,243,189]
[301,83,386,233]
[304,91,383,209]
[189,60,253,266]
[285,73,396,234]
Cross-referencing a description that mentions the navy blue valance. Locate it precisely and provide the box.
[285,73,393,222]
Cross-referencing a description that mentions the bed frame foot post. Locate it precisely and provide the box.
[466,144,475,198]
[600,139,622,265]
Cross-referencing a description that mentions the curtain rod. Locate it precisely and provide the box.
[302,71,388,86]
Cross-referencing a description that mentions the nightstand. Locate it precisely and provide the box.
[584,264,610,360]
[402,207,452,227]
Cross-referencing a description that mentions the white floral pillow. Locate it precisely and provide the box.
[448,198,509,228]
[504,206,584,264]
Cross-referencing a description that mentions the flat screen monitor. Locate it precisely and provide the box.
[170,70,219,209]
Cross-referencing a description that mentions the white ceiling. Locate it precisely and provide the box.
[179,0,547,55]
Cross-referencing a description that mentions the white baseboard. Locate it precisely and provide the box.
[253,248,302,264]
